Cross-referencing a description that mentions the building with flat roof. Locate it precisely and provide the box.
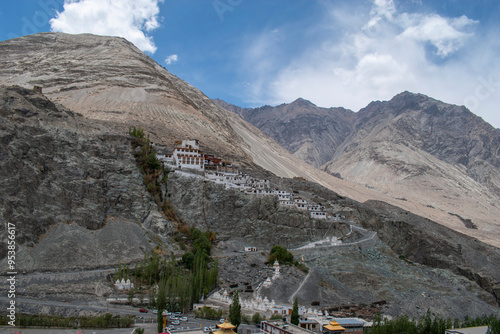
[299,319,320,332]
[333,319,364,334]
[317,317,367,334]
[261,320,316,334]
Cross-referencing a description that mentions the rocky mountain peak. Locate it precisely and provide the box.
[290,97,316,107]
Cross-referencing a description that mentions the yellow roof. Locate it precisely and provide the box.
[213,329,236,334]
[324,321,345,332]
[216,320,237,330]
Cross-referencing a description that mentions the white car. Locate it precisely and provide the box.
[180,317,188,321]
[153,310,158,314]
[204,327,210,332]
[172,320,180,325]
[219,319,225,323]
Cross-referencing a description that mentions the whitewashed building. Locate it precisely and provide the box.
[294,197,308,210]
[157,139,205,171]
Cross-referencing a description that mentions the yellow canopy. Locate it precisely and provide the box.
[324,321,345,332]
[213,320,237,334]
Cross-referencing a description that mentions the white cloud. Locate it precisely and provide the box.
[50,0,163,53]
[242,0,500,128]
[165,54,178,65]
[398,14,477,57]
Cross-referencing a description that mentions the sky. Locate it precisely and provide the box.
[1,0,500,128]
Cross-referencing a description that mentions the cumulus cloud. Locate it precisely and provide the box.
[165,54,178,65]
[398,14,477,57]
[50,0,163,53]
[242,0,500,128]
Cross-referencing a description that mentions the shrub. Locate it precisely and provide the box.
[268,245,294,265]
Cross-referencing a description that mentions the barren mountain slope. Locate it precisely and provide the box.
[0,32,252,165]
[323,92,500,246]
[214,98,355,168]
[1,33,500,248]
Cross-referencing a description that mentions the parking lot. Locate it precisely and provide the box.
[133,310,227,333]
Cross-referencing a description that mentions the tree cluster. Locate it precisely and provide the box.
[129,126,177,221]
[195,306,227,320]
[268,245,308,273]
[368,311,500,334]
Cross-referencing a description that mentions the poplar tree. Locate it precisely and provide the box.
[229,291,241,328]
[291,298,299,325]
[157,280,167,333]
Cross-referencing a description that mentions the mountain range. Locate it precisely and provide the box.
[215,95,500,248]
[1,32,499,318]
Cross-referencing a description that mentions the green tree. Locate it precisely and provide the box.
[149,286,157,308]
[489,317,500,334]
[128,288,135,305]
[291,298,299,325]
[269,245,294,265]
[252,313,262,324]
[182,251,195,269]
[157,280,167,333]
[146,152,161,171]
[229,291,241,328]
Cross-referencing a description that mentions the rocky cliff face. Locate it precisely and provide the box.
[166,172,349,250]
[0,86,173,271]
[183,170,500,318]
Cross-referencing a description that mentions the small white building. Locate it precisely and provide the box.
[310,211,327,220]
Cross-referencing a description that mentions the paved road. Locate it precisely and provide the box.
[0,297,148,318]
[0,268,116,279]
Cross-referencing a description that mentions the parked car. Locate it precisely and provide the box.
[153,309,158,314]
[163,310,171,316]
[170,315,178,320]
[169,325,175,329]
[219,319,225,323]
[172,320,180,325]
[204,327,210,332]
[139,308,148,313]
[180,316,188,321]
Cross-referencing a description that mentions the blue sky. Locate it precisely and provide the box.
[1,0,500,128]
